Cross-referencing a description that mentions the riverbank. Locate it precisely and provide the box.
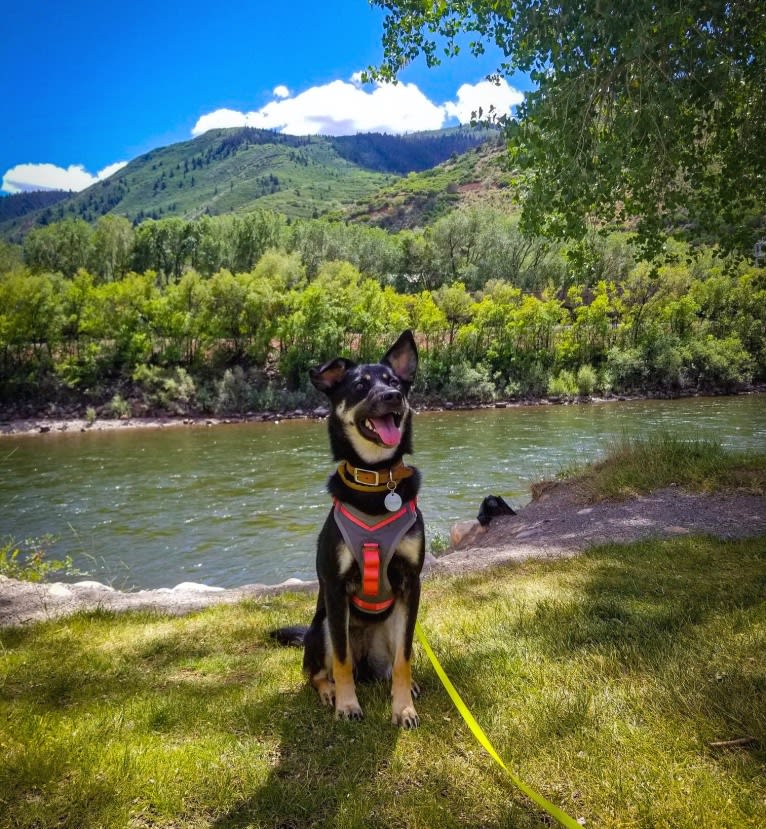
[3,476,764,627]
[2,386,765,437]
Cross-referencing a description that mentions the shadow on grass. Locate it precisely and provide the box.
[211,678,402,829]
[426,536,766,755]
[0,606,406,829]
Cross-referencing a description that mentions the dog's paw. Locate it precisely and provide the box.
[312,676,335,708]
[335,701,364,721]
[392,705,420,729]
[411,680,421,699]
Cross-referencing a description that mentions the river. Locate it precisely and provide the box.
[2,395,765,590]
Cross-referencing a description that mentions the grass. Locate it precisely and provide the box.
[552,433,766,503]
[2,533,765,828]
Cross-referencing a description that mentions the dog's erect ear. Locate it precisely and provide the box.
[382,330,418,384]
[310,357,356,393]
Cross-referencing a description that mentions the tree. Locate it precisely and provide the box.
[428,209,485,285]
[24,219,93,277]
[132,218,198,283]
[0,241,22,274]
[0,271,63,367]
[371,1,765,256]
[90,215,134,282]
[231,210,286,273]
[434,281,474,346]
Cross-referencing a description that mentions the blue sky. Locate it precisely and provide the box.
[2,1,530,194]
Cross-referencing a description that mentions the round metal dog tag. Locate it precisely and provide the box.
[384,490,403,512]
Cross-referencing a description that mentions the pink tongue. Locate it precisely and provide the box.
[371,415,401,446]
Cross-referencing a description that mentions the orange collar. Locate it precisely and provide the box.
[337,461,414,492]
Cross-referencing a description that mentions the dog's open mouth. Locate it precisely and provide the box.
[358,412,403,447]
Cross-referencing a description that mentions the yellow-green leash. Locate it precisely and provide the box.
[415,620,582,829]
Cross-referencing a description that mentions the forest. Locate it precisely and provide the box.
[1,208,764,417]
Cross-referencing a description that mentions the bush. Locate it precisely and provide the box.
[576,364,597,396]
[104,394,131,419]
[606,346,647,392]
[442,360,496,403]
[132,365,197,414]
[548,370,577,398]
[0,536,81,583]
[215,367,253,414]
[687,335,754,391]
[645,337,685,390]
[56,343,108,390]
[508,357,552,398]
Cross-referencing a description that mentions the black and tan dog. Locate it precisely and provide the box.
[273,330,425,728]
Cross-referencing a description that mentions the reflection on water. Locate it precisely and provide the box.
[2,395,765,589]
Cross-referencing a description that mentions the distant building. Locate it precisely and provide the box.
[756,239,766,267]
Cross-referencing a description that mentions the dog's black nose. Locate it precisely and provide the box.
[382,389,403,404]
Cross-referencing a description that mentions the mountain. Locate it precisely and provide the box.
[0,127,493,241]
[0,190,71,223]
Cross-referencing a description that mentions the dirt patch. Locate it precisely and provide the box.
[2,481,764,628]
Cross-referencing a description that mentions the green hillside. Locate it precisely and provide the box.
[346,134,518,230]
[0,128,492,240]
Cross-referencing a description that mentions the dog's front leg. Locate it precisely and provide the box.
[391,582,420,728]
[325,582,363,721]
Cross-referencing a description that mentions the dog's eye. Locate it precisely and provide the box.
[354,380,368,392]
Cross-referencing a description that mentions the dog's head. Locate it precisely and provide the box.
[310,330,418,466]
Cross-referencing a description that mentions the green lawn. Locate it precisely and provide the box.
[2,533,765,828]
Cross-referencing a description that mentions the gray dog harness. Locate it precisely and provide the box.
[333,499,418,614]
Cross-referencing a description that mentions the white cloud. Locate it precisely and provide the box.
[96,161,129,180]
[2,160,128,194]
[191,76,524,139]
[190,108,250,135]
[444,79,524,124]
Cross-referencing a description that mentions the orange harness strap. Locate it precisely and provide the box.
[333,499,418,615]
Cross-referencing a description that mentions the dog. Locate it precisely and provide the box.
[272,330,425,728]
[477,495,516,527]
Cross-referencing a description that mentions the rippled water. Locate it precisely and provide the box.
[2,395,765,589]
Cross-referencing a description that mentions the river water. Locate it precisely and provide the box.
[2,395,765,590]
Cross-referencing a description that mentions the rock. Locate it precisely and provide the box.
[73,580,115,591]
[280,577,310,587]
[450,519,485,549]
[171,582,225,593]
